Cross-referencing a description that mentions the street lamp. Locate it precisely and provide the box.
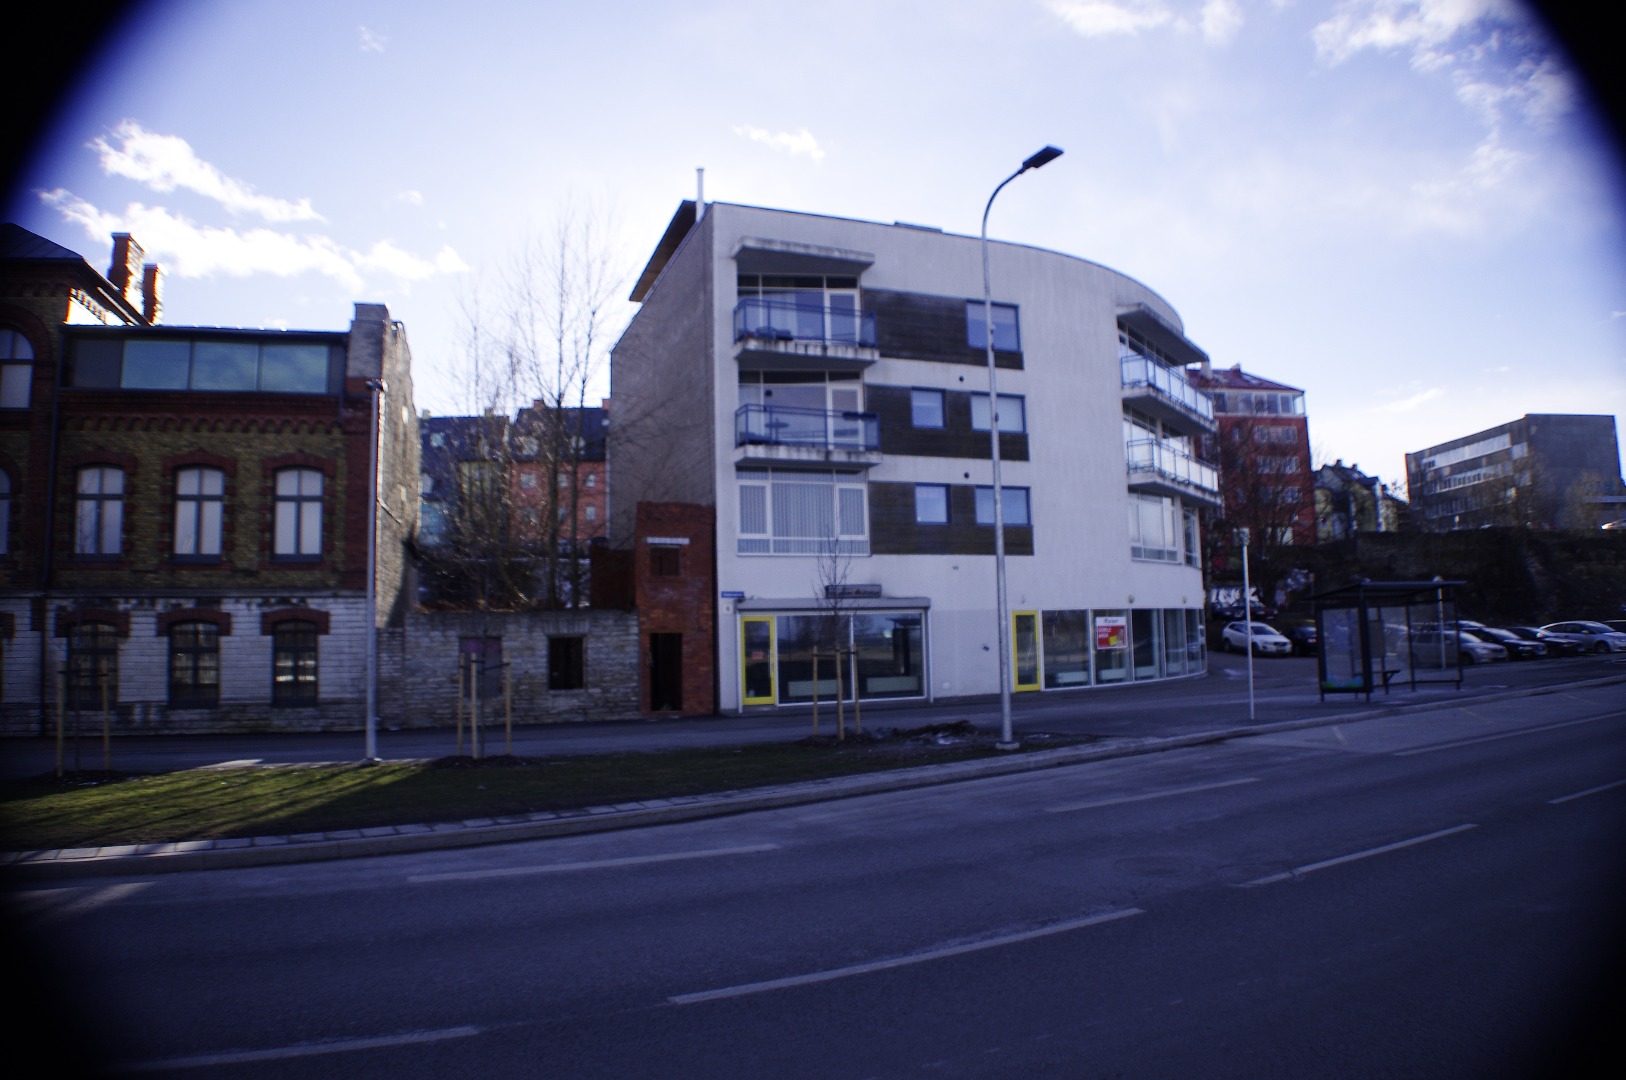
[982,145,1063,750]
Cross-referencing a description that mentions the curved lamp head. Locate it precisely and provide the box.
[1021,145,1064,172]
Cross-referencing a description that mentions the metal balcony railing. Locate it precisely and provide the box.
[1125,438,1219,494]
[733,298,877,348]
[1120,352,1214,422]
[735,404,879,452]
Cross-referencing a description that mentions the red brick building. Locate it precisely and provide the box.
[1,224,418,735]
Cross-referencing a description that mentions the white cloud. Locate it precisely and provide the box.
[1043,0,1174,37]
[396,190,425,206]
[1312,0,1523,66]
[1376,386,1445,412]
[38,189,467,292]
[1200,0,1244,45]
[90,121,322,223]
[732,125,826,161]
[358,26,386,53]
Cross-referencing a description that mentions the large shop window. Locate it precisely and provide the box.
[271,621,319,705]
[174,467,226,558]
[965,301,1021,351]
[75,466,125,556]
[273,468,323,559]
[169,622,221,708]
[738,469,868,555]
[753,612,925,704]
[67,622,119,710]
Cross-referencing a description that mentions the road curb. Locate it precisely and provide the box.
[6,673,1623,881]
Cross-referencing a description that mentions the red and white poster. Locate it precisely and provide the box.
[1094,615,1127,650]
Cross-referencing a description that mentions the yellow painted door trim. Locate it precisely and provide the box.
[1012,610,1041,692]
[741,616,777,706]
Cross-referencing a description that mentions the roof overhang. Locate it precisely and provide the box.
[735,595,931,612]
[1117,303,1209,368]
[629,200,699,302]
[733,237,875,277]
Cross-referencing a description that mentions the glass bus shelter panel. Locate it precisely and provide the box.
[1318,607,1366,693]
[1406,599,1462,685]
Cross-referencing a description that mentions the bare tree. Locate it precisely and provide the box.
[1202,414,1315,605]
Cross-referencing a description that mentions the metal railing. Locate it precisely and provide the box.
[1120,352,1214,422]
[735,404,879,451]
[733,298,877,347]
[1125,438,1219,493]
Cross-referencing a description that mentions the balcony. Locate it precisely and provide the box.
[734,404,882,468]
[1120,352,1214,434]
[1126,438,1222,506]
[733,298,879,372]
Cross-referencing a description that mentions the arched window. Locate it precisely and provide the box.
[67,622,119,710]
[0,326,32,409]
[75,466,125,555]
[174,467,225,558]
[272,620,319,704]
[273,468,323,558]
[169,621,220,707]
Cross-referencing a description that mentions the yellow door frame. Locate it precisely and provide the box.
[741,616,777,706]
[1012,610,1041,692]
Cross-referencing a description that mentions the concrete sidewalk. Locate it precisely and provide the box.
[7,670,1622,881]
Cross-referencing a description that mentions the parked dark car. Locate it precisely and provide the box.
[1463,626,1545,660]
[1283,623,1318,656]
[1505,625,1584,656]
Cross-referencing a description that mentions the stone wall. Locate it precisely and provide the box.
[379,608,641,729]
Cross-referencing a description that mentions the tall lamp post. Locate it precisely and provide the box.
[983,145,1063,750]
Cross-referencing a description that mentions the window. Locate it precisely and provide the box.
[0,472,9,555]
[910,389,945,428]
[272,621,319,705]
[585,472,597,488]
[1183,508,1200,567]
[975,486,1031,526]
[273,468,323,558]
[651,546,681,576]
[169,622,220,708]
[738,469,868,555]
[965,301,1020,351]
[174,467,225,558]
[549,636,585,690]
[1129,493,1180,562]
[69,335,335,394]
[1,326,33,408]
[67,622,119,710]
[520,472,538,489]
[75,467,124,555]
[914,484,949,524]
[585,505,597,522]
[971,393,1026,433]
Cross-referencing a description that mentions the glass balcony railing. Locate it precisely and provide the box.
[1120,352,1214,422]
[736,404,880,452]
[734,298,877,348]
[1125,438,1219,494]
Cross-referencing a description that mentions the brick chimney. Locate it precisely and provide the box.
[141,263,163,324]
[108,233,144,310]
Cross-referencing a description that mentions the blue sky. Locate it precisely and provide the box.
[8,0,1624,493]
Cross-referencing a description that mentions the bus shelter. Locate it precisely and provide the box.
[1311,579,1466,701]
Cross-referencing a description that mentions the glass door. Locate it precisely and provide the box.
[1012,611,1041,692]
[741,617,776,705]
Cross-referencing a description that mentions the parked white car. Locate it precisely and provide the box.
[1221,621,1292,656]
[1539,621,1626,654]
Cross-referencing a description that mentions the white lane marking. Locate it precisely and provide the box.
[1392,713,1617,757]
[113,1026,482,1072]
[408,843,779,883]
[669,908,1145,1006]
[1240,824,1478,887]
[1549,778,1626,805]
[1046,777,1260,814]
[16,882,152,924]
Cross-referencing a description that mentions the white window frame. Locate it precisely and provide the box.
[75,466,124,556]
[174,466,226,558]
[971,393,1026,434]
[273,468,323,559]
[738,468,868,555]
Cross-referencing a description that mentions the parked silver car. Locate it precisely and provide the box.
[1538,621,1626,654]
[1221,621,1292,656]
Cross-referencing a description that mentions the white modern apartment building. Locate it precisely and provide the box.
[610,201,1219,712]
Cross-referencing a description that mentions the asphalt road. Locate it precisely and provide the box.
[8,679,1623,1078]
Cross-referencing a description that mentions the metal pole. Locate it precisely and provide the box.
[363,379,385,761]
[982,145,1062,751]
[1240,529,1255,721]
